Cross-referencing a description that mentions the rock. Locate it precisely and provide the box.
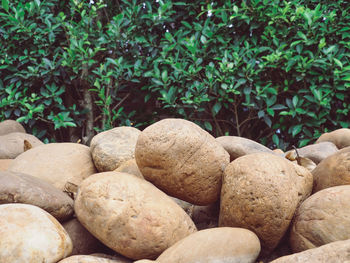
[273,149,285,155]
[285,142,338,164]
[90,127,141,172]
[312,148,350,193]
[0,171,74,221]
[133,260,155,263]
[0,159,13,171]
[9,143,97,191]
[0,203,72,262]
[219,153,313,254]
[90,254,132,262]
[135,118,229,205]
[58,255,129,263]
[289,185,350,252]
[0,119,25,135]
[316,128,350,149]
[171,197,194,216]
[63,219,107,255]
[216,135,274,161]
[74,172,197,260]
[114,159,143,178]
[0,132,43,159]
[191,201,220,230]
[271,239,350,263]
[157,227,261,263]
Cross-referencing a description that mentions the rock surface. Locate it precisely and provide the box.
[271,239,350,263]
[289,185,350,252]
[0,171,74,221]
[157,227,261,263]
[216,135,274,161]
[74,171,197,260]
[0,119,25,135]
[0,203,72,263]
[0,159,13,171]
[9,143,97,191]
[0,132,43,159]
[219,153,313,254]
[316,128,350,149]
[90,127,141,172]
[312,147,350,193]
[58,255,130,263]
[114,159,143,178]
[135,118,229,205]
[191,201,220,230]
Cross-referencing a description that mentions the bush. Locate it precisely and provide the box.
[1,0,349,149]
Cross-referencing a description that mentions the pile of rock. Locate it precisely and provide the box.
[1,118,350,263]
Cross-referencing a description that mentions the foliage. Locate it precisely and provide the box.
[1,0,349,149]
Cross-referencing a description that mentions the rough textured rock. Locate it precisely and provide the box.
[135,118,229,205]
[58,255,130,263]
[90,127,141,172]
[0,171,74,221]
[114,159,143,178]
[90,254,131,262]
[219,153,313,254]
[312,148,350,193]
[0,203,72,263]
[0,119,25,135]
[9,143,97,191]
[0,159,13,171]
[75,172,197,260]
[191,201,220,230]
[216,135,274,161]
[271,239,350,263]
[316,128,350,149]
[285,142,338,164]
[157,227,261,263]
[0,132,43,159]
[133,260,155,263]
[289,185,350,252]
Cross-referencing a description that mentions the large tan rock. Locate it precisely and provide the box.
[0,119,25,135]
[58,255,130,263]
[9,143,97,191]
[271,239,350,263]
[219,153,313,254]
[312,148,350,193]
[216,135,274,161]
[0,132,43,159]
[135,118,230,205]
[157,227,261,263]
[316,128,350,149]
[75,172,197,260]
[0,159,13,171]
[0,203,72,263]
[90,127,141,172]
[289,185,350,252]
[114,159,143,178]
[0,171,74,221]
[285,142,338,164]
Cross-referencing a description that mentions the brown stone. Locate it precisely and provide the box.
[191,201,220,230]
[74,172,197,260]
[289,185,350,252]
[90,127,141,172]
[0,119,25,135]
[216,135,274,161]
[135,118,229,205]
[0,132,43,159]
[0,171,74,221]
[219,153,313,254]
[9,143,97,191]
[316,128,350,149]
[0,159,13,171]
[157,227,261,263]
[114,159,143,178]
[58,255,130,263]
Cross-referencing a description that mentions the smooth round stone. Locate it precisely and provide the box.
[0,203,72,263]
[58,255,131,263]
[316,128,350,149]
[157,227,261,263]
[0,119,25,136]
[0,159,13,171]
[114,159,143,178]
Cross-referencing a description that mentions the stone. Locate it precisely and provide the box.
[0,119,25,135]
[289,185,350,252]
[316,128,350,149]
[312,147,350,193]
[90,254,131,262]
[157,227,261,263]
[216,135,274,161]
[285,142,338,164]
[219,153,313,254]
[0,203,72,263]
[0,159,13,171]
[191,201,220,230]
[0,171,74,221]
[9,143,97,191]
[135,118,229,205]
[90,127,141,172]
[114,159,143,178]
[271,239,350,263]
[133,260,155,263]
[74,172,197,260]
[58,255,130,263]
[0,132,43,159]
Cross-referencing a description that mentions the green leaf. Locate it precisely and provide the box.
[333,58,343,68]
[204,121,212,131]
[2,0,9,12]
[292,124,303,136]
[212,102,222,116]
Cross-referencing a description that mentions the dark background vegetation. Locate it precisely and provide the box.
[1,0,349,150]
